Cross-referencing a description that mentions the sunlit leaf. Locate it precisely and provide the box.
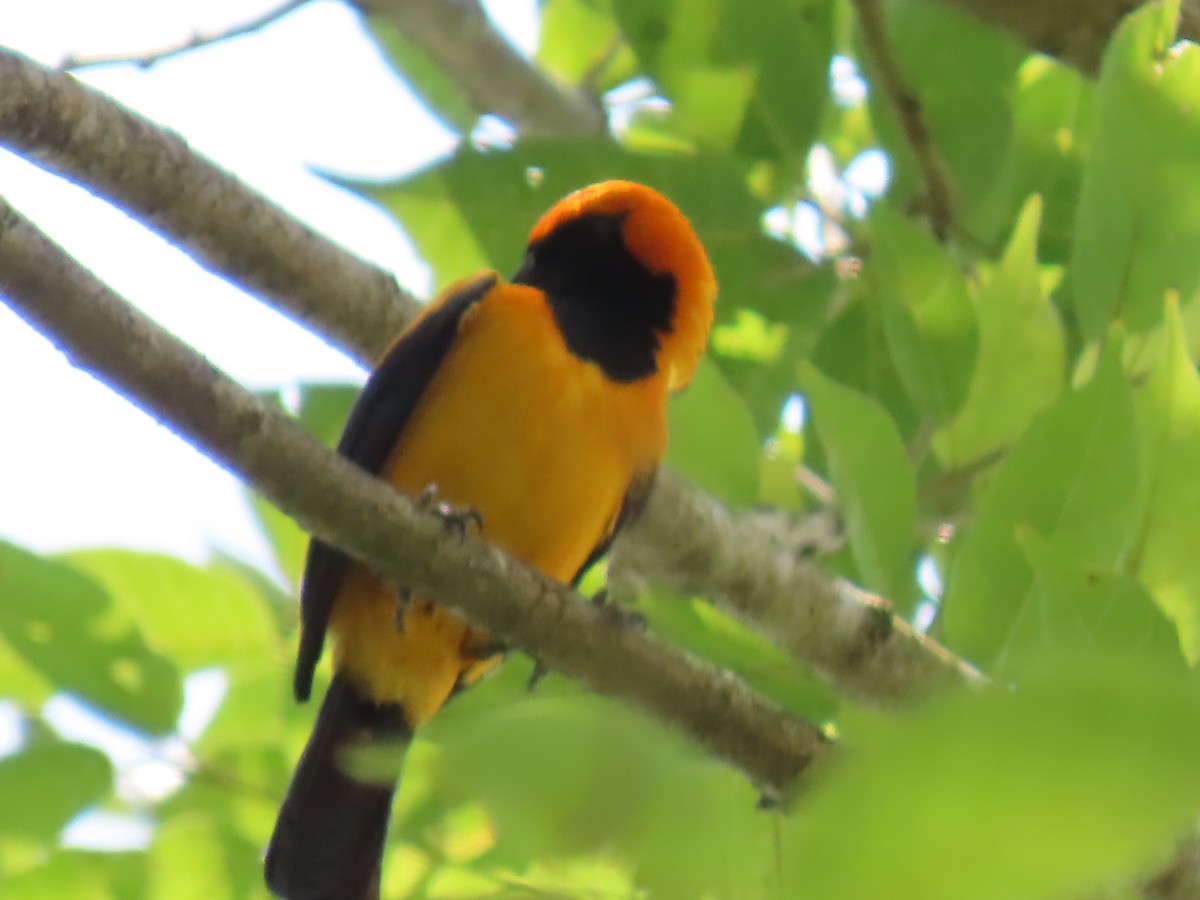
[64,550,279,671]
[933,195,1064,467]
[1133,296,1200,660]
[0,543,182,734]
[799,362,917,607]
[1069,0,1200,339]
[667,358,760,507]
[942,345,1141,673]
[869,205,978,424]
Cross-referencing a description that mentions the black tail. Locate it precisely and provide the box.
[265,675,412,900]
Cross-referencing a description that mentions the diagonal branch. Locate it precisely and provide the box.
[59,0,312,71]
[0,47,418,365]
[0,191,828,797]
[0,47,978,709]
[354,0,605,137]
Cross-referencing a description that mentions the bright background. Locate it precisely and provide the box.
[0,0,538,566]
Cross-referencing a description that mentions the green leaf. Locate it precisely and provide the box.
[970,58,1093,261]
[869,205,978,424]
[435,694,776,898]
[667,358,760,507]
[1014,528,1185,668]
[365,17,477,132]
[942,345,1142,673]
[0,852,119,900]
[148,814,260,900]
[1069,0,1200,339]
[1133,297,1200,661]
[862,0,1024,217]
[63,550,280,672]
[799,362,918,606]
[933,196,1065,467]
[614,0,831,158]
[780,656,1200,900]
[0,542,183,735]
[0,742,112,842]
[538,0,635,91]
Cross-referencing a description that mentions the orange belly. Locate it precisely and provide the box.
[329,285,668,724]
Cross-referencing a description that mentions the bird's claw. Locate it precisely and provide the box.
[416,483,483,539]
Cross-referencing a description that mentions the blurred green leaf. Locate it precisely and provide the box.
[933,196,1064,467]
[0,742,111,842]
[1069,0,1200,339]
[1014,528,1185,669]
[436,694,775,897]
[148,814,261,900]
[539,0,636,91]
[613,0,831,158]
[869,205,978,425]
[1133,297,1200,661]
[800,362,917,607]
[0,852,120,900]
[942,345,1142,673]
[781,655,1200,900]
[971,58,1093,261]
[64,550,279,672]
[0,638,52,707]
[667,358,760,507]
[0,542,182,735]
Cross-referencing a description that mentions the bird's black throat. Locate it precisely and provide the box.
[513,212,676,383]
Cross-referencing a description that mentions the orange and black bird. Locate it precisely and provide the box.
[264,181,716,899]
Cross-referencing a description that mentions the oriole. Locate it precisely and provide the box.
[265,181,716,899]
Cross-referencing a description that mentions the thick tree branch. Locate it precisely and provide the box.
[0,192,827,797]
[354,0,605,137]
[933,0,1200,74]
[613,471,985,706]
[0,47,418,364]
[0,47,982,710]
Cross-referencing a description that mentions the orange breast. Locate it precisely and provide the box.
[329,284,668,723]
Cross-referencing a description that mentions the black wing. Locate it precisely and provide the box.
[570,468,658,586]
[293,274,498,701]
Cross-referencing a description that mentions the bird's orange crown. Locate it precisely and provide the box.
[528,180,716,390]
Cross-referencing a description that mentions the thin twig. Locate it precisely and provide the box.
[0,193,829,796]
[59,0,312,71]
[852,0,955,239]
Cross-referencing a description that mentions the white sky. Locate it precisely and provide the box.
[0,0,535,569]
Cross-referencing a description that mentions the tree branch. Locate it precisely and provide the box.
[0,47,418,365]
[613,471,985,706]
[0,47,983,710]
[354,0,605,137]
[933,0,1200,74]
[0,192,828,797]
[59,0,312,71]
[852,0,955,239]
